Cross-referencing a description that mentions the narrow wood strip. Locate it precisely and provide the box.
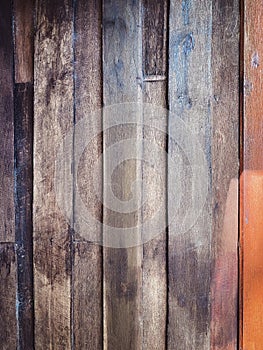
[102,0,143,349]
[14,82,34,350]
[34,1,74,348]
[0,244,17,349]
[73,0,102,348]
[210,1,240,349]
[242,0,263,348]
[13,0,34,83]
[0,0,15,242]
[168,0,213,348]
[142,81,167,350]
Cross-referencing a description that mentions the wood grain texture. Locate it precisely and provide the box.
[103,0,143,349]
[141,3,168,348]
[242,0,263,348]
[14,0,34,83]
[14,83,34,350]
[34,0,74,348]
[0,244,17,349]
[73,0,102,348]
[168,0,213,348]
[142,81,167,350]
[0,0,15,242]
[210,1,240,349]
[142,0,167,76]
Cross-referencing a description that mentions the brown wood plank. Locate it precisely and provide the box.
[13,0,34,83]
[14,83,34,350]
[142,0,167,77]
[102,0,143,349]
[141,2,168,348]
[242,0,263,348]
[167,1,213,348]
[0,0,15,242]
[33,0,74,348]
[210,1,240,349]
[72,0,102,348]
[0,244,17,349]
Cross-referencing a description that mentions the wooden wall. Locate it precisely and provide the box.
[0,0,246,349]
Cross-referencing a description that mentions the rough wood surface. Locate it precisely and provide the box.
[34,0,74,348]
[14,0,34,83]
[141,2,168,348]
[13,1,35,347]
[103,0,143,349]
[142,0,167,76]
[14,83,34,350]
[73,0,102,349]
[0,0,15,242]
[142,81,167,350]
[210,1,240,349]
[242,0,263,348]
[0,244,17,349]
[168,1,213,348]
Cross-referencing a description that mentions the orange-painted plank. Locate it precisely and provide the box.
[242,0,263,348]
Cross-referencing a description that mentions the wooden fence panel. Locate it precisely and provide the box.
[0,1,245,349]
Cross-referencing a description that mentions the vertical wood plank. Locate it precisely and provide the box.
[14,0,34,83]
[34,0,74,348]
[210,1,240,349]
[13,1,35,348]
[242,0,263,348]
[168,1,212,349]
[142,1,168,349]
[0,244,17,349]
[14,83,34,350]
[102,0,143,349]
[0,2,17,348]
[0,0,15,242]
[73,0,102,348]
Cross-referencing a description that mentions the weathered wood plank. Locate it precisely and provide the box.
[0,244,17,349]
[142,0,167,76]
[141,2,168,348]
[73,0,102,348]
[14,83,34,350]
[13,2,35,347]
[14,0,34,83]
[103,0,143,349]
[210,1,240,349]
[0,0,15,242]
[168,1,213,349]
[242,0,263,348]
[142,81,167,350]
[34,0,74,348]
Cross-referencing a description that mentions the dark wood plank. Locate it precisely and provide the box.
[0,0,15,242]
[0,244,17,349]
[142,0,167,77]
[14,0,34,83]
[13,2,35,348]
[34,1,74,348]
[242,0,263,348]
[102,0,143,349]
[14,83,34,350]
[73,0,102,348]
[210,1,240,349]
[167,1,213,348]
